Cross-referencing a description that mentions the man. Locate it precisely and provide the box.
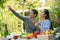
[8,6,39,33]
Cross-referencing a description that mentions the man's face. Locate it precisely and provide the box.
[29,11,36,18]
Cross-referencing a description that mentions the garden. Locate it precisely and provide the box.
[0,0,60,40]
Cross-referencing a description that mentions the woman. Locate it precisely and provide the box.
[36,9,53,32]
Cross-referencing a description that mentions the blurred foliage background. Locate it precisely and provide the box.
[0,0,60,37]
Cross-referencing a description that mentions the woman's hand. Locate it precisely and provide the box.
[35,22,43,32]
[34,22,39,27]
[32,21,39,27]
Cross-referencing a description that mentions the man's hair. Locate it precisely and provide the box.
[31,9,38,17]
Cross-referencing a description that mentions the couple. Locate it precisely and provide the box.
[8,6,53,33]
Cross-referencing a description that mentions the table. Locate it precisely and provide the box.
[0,37,60,40]
[0,34,60,40]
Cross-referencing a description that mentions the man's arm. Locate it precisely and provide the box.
[8,6,26,21]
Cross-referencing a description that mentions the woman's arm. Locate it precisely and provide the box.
[38,25,43,32]
[8,6,27,21]
[36,20,51,32]
[35,22,43,32]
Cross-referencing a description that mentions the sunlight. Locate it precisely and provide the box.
[40,0,46,4]
[40,0,46,7]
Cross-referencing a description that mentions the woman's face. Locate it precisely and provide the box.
[40,10,46,18]
[29,11,36,18]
